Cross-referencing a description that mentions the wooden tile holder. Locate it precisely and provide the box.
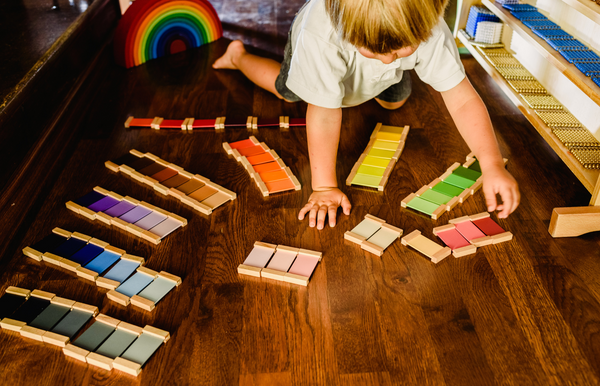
[346,123,410,191]
[344,214,403,256]
[401,230,451,264]
[223,136,301,196]
[65,186,187,244]
[237,241,322,286]
[106,149,236,215]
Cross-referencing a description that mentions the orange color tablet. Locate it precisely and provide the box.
[259,170,288,183]
[237,146,266,157]
[229,139,257,150]
[265,178,296,193]
[247,152,276,165]
[252,161,282,173]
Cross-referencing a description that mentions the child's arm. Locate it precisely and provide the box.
[441,77,520,218]
[298,104,352,229]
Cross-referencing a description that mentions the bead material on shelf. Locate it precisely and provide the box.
[520,94,563,109]
[552,128,600,148]
[535,111,583,128]
[474,21,504,44]
[571,148,600,169]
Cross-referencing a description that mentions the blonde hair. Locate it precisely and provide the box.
[325,0,449,54]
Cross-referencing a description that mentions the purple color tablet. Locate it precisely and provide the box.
[88,196,120,212]
[119,206,153,224]
[103,201,136,217]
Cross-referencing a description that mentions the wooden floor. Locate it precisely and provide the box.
[0,0,95,104]
[1,0,600,384]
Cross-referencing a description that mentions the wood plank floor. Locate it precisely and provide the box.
[0,0,94,103]
[1,0,600,384]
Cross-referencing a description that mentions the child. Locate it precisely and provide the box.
[213,0,520,230]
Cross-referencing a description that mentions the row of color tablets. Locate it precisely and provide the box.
[64,317,169,376]
[346,123,409,191]
[244,116,305,130]
[223,136,301,195]
[401,153,485,219]
[124,115,306,130]
[344,214,403,256]
[401,156,483,218]
[237,242,322,286]
[1,287,98,346]
[125,116,229,130]
[22,228,181,311]
[0,286,169,376]
[106,149,236,215]
[433,212,513,257]
[23,227,144,287]
[66,186,187,244]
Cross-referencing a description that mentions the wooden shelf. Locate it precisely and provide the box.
[561,0,600,25]
[483,0,600,107]
[458,31,600,194]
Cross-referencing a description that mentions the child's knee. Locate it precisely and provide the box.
[375,97,408,110]
[274,92,297,103]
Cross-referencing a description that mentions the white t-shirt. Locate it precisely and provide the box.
[285,0,466,108]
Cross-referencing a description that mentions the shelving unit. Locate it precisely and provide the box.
[458,33,600,191]
[559,0,600,25]
[482,0,600,106]
[454,0,600,236]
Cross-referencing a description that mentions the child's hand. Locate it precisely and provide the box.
[482,165,520,218]
[298,188,352,230]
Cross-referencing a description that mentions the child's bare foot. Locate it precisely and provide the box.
[212,40,246,69]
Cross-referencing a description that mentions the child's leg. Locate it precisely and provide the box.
[375,97,408,110]
[213,40,285,100]
[374,71,412,110]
